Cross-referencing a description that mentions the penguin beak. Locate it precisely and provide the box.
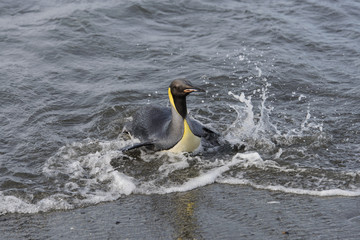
[183,86,205,93]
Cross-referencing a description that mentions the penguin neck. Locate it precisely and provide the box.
[168,87,187,119]
[173,96,187,119]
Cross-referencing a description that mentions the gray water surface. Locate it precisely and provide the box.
[1,0,360,238]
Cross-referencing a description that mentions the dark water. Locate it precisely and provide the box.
[1,0,360,236]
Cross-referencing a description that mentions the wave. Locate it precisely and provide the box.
[2,147,359,215]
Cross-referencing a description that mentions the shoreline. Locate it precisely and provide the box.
[1,184,359,240]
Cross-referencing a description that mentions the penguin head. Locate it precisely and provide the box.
[168,79,205,118]
[170,79,205,97]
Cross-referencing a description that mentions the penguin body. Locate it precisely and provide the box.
[124,79,218,153]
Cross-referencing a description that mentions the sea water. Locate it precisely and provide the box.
[1,0,359,215]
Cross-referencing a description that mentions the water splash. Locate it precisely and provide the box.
[224,76,328,159]
[0,138,138,215]
[225,81,279,151]
[43,139,137,202]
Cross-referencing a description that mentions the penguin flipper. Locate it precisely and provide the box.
[202,126,221,146]
[121,142,154,152]
[186,116,221,146]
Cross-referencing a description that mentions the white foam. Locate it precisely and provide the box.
[0,137,167,215]
[219,178,360,197]
[0,138,140,215]
[158,158,190,177]
[0,192,73,215]
[161,164,229,194]
[150,152,263,194]
[41,139,138,210]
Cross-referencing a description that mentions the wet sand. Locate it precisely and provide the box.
[1,184,359,240]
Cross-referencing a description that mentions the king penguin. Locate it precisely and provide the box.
[124,79,219,153]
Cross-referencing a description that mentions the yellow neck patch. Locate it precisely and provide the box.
[168,87,176,112]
